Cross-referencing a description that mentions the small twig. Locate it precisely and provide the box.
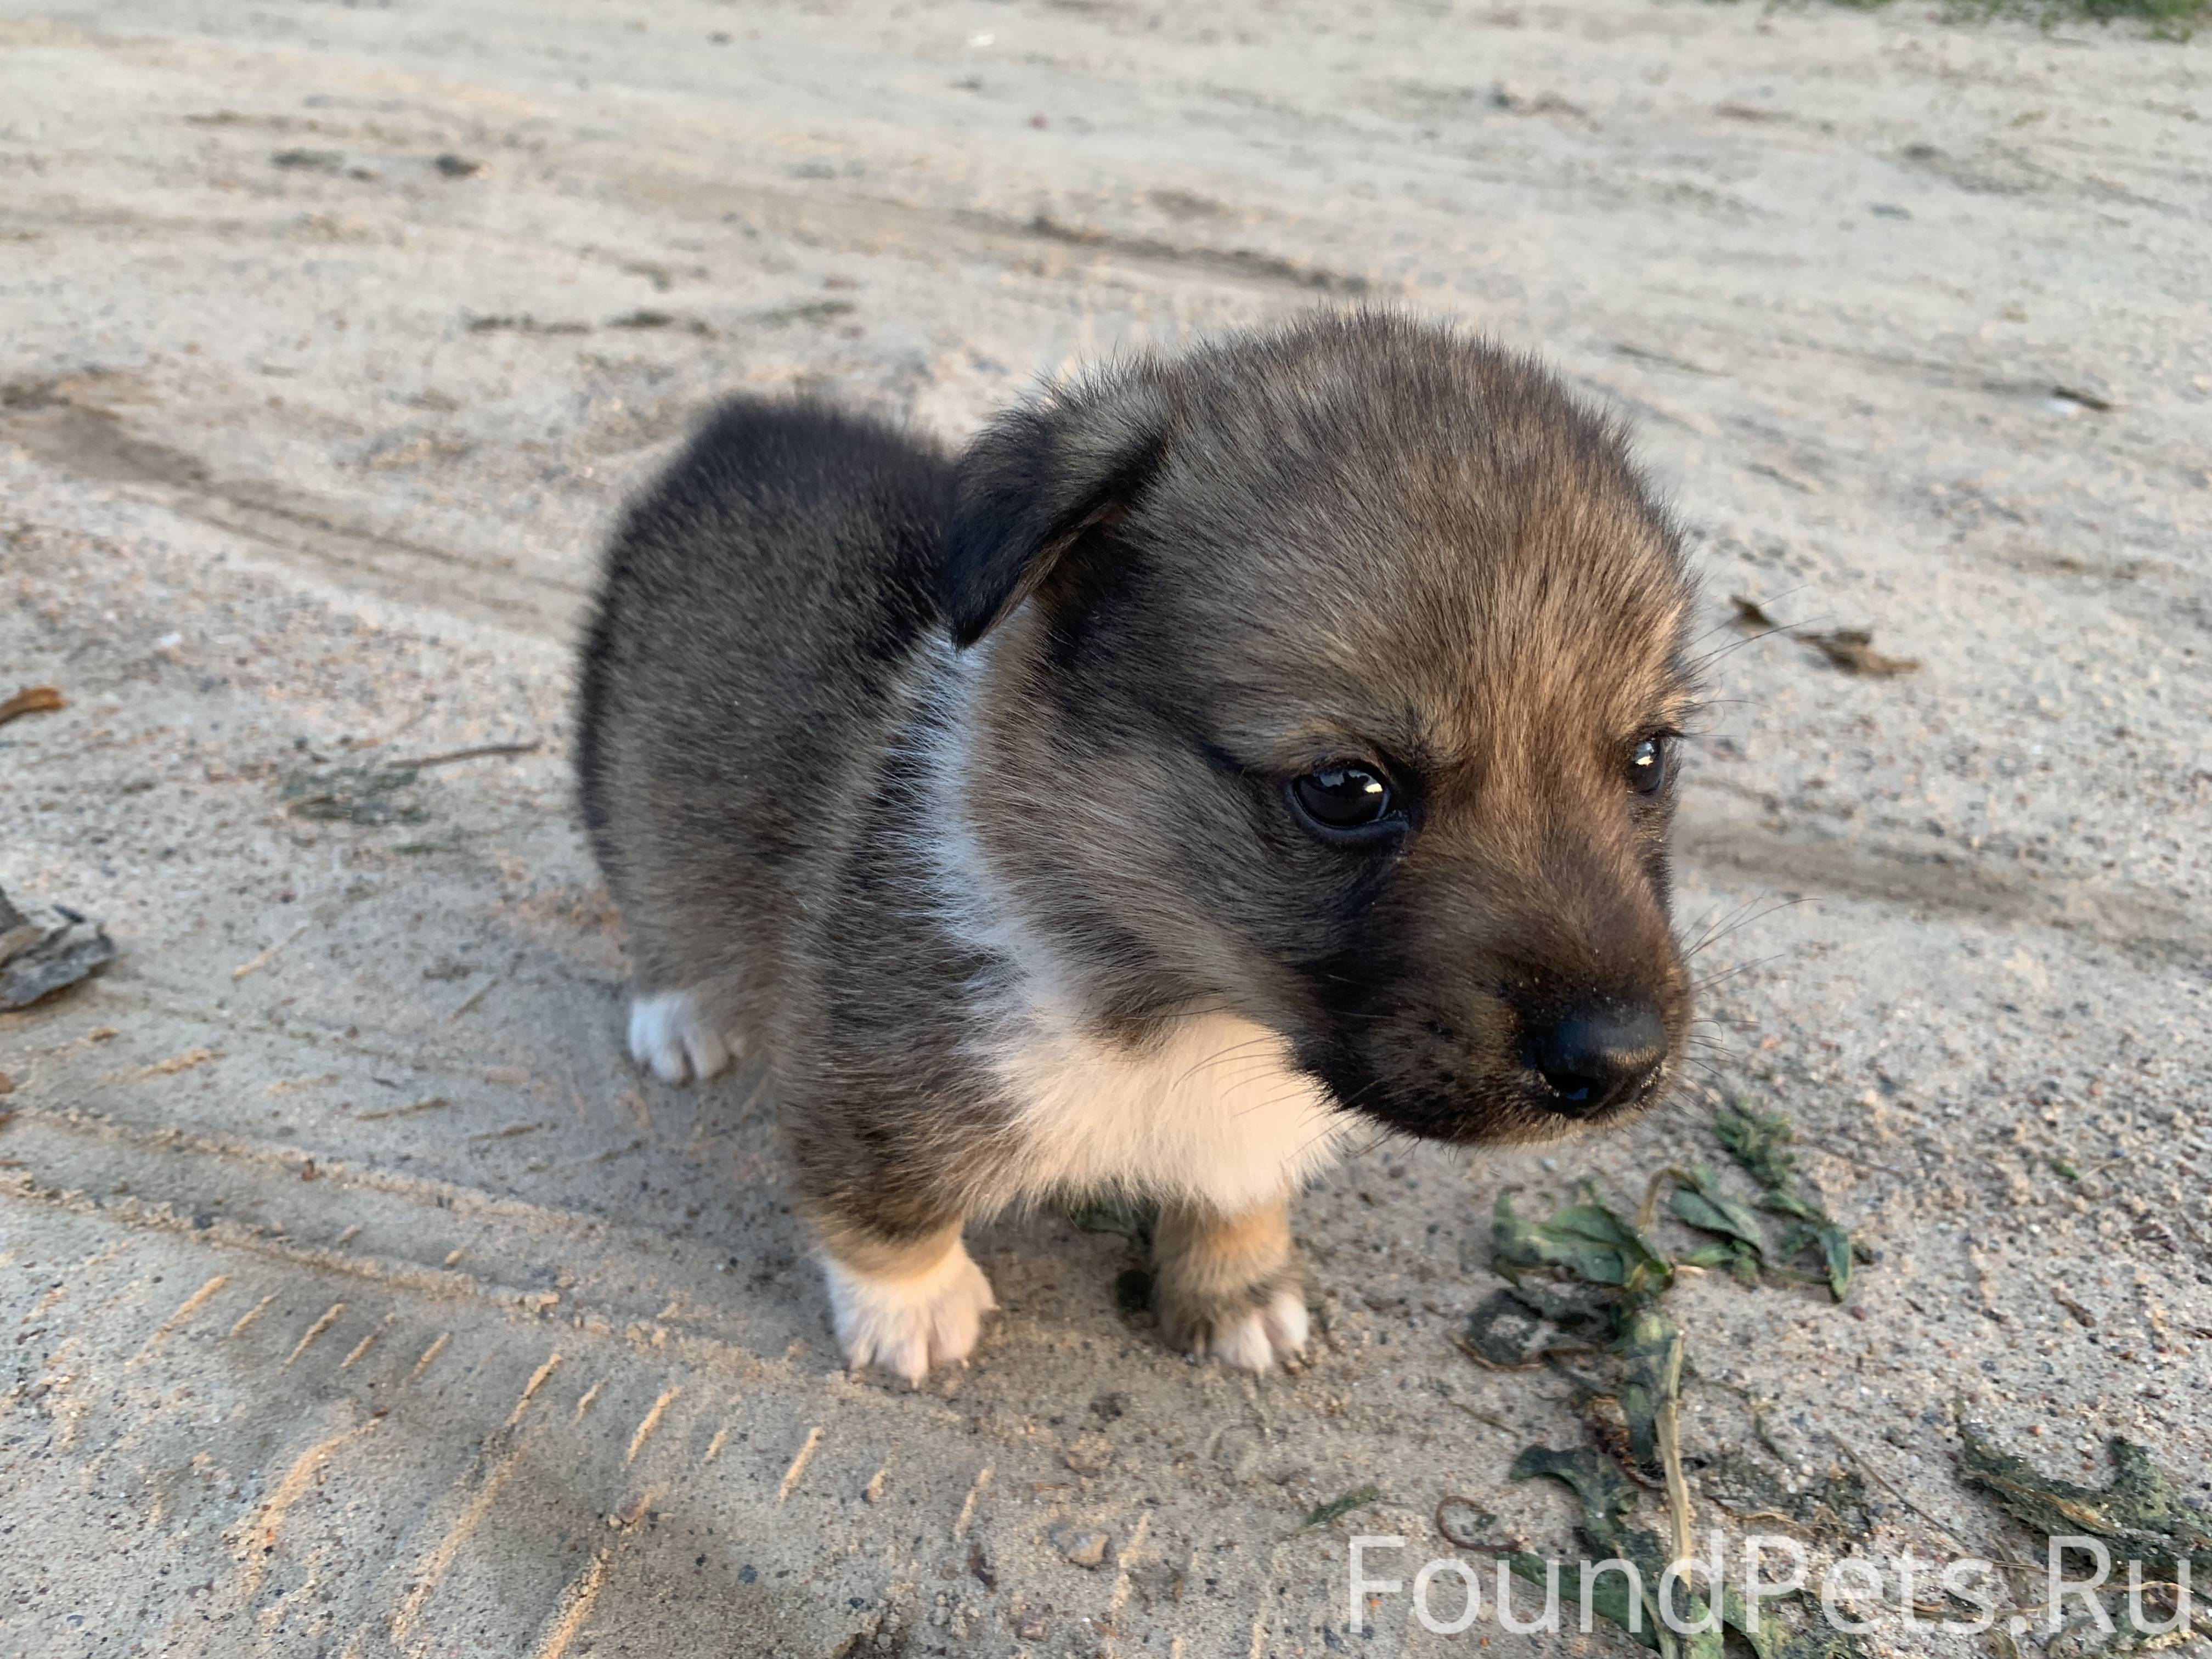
[1805,1135,1920,1181]
[1701,1500,1816,1535]
[1430,1383,1515,1433]
[1655,1334,1693,1571]
[1638,1167,1672,1235]
[232,922,309,981]
[396,741,542,769]
[1447,1332,1547,1372]
[1829,1432,2032,1570]
[447,980,494,1023]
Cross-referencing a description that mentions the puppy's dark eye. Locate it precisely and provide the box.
[1627,735,1673,797]
[1289,763,1398,838]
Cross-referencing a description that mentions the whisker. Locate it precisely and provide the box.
[1690,952,1788,995]
[1685,898,1810,960]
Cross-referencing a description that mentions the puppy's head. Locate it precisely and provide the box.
[945,313,1698,1147]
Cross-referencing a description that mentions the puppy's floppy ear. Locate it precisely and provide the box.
[942,379,1171,649]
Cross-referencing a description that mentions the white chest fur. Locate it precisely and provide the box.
[979,999,1349,1215]
[915,639,1350,1217]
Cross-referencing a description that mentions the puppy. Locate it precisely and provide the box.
[576,312,1698,1383]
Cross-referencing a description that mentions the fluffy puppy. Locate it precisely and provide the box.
[576,312,1699,1383]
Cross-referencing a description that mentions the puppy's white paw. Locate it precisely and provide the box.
[627,989,735,1084]
[1203,1287,1310,1375]
[823,1242,997,1386]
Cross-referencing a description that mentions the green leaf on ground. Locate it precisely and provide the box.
[1460,1283,1613,1367]
[1507,1446,1781,1659]
[1493,1186,1673,1299]
[1616,1305,1685,1475]
[1957,1423,2212,1583]
[1712,1106,1855,1300]
[1459,1109,1881,1659]
[1714,1104,1801,1192]
[1301,1483,1382,1531]
[279,764,427,826]
[1669,1164,1766,1255]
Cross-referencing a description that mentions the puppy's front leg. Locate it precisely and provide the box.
[816,1218,997,1386]
[1152,1195,1309,1374]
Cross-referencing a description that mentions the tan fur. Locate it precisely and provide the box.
[1152,1196,1309,1369]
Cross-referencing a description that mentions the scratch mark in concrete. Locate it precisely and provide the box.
[625,1385,681,1463]
[234,1416,381,1602]
[952,1464,992,1539]
[1245,1538,1289,1659]
[134,1272,228,1361]
[526,1546,614,1659]
[409,1331,450,1381]
[776,1424,823,1503]
[388,1450,527,1642]
[119,1046,218,1080]
[232,922,309,980]
[505,1350,563,1426]
[229,1291,280,1339]
[283,1302,346,1368]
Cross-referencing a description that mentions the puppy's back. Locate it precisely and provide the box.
[577,399,956,1015]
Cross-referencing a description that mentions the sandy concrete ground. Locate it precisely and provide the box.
[2,2,2209,1655]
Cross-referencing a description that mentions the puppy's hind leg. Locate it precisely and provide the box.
[1152,1194,1309,1374]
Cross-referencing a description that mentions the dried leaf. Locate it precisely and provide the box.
[1463,1116,1880,1659]
[1508,1445,1640,1541]
[1799,629,1919,676]
[1616,1305,1685,1476]
[0,685,66,726]
[1816,1224,1854,1301]
[1729,595,1779,629]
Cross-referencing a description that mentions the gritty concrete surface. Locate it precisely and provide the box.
[2,3,2209,1655]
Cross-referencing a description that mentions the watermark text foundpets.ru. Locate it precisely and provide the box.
[1346,1533,2194,1639]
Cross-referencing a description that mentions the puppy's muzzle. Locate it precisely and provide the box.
[1521,998,1668,1119]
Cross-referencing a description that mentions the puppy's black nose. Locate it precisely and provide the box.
[1525,1003,1667,1117]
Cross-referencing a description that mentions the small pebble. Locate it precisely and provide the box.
[1063,1434,1114,1476]
[1049,1522,1111,1569]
